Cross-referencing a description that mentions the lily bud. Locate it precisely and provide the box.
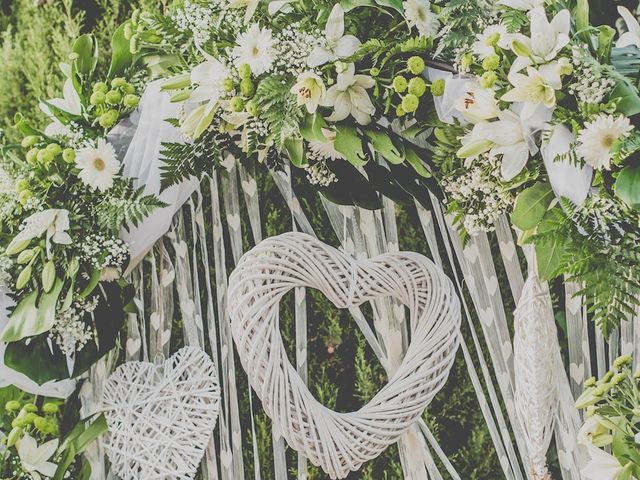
[16,249,35,265]
[457,139,493,158]
[16,265,32,290]
[6,239,31,256]
[170,90,191,103]
[42,260,56,293]
[6,427,22,447]
[161,74,192,91]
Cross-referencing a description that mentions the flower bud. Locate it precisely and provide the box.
[26,148,39,164]
[393,76,408,93]
[111,77,127,88]
[369,67,380,77]
[5,400,20,412]
[395,105,406,117]
[407,56,426,75]
[33,416,49,433]
[22,403,36,413]
[245,100,259,116]
[42,402,59,414]
[161,74,191,91]
[42,260,56,293]
[15,178,29,192]
[122,82,135,94]
[17,249,35,265]
[611,372,626,385]
[5,239,31,256]
[46,143,62,155]
[16,265,31,290]
[170,90,192,103]
[482,54,500,71]
[106,90,122,105]
[124,23,133,40]
[511,40,531,58]
[21,135,39,148]
[480,71,497,88]
[239,63,252,79]
[90,91,106,106]
[613,354,632,368]
[230,96,244,112]
[457,139,493,158]
[240,78,255,97]
[223,79,235,92]
[584,376,596,387]
[431,78,446,96]
[408,77,427,97]
[129,34,140,54]
[6,427,22,447]
[93,82,108,93]
[124,94,140,108]
[18,190,32,206]
[99,110,119,129]
[11,417,26,429]
[401,93,419,113]
[460,52,473,69]
[62,148,76,163]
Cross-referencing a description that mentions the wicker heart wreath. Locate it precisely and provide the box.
[102,346,220,480]
[228,232,461,479]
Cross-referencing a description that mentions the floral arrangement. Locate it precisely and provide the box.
[0,385,106,480]
[0,33,163,384]
[431,0,640,335]
[119,0,640,336]
[575,355,640,480]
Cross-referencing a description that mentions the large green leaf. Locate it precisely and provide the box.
[334,125,367,167]
[0,280,63,343]
[611,80,640,116]
[365,129,404,164]
[108,24,134,78]
[535,240,565,281]
[511,183,554,231]
[300,114,327,143]
[404,146,431,177]
[615,166,640,208]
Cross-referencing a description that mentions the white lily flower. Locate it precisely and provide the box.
[190,54,230,115]
[455,83,500,123]
[323,63,375,124]
[307,5,361,67]
[581,444,624,480]
[502,63,562,119]
[7,209,72,253]
[17,433,59,480]
[496,0,543,11]
[616,7,640,48]
[510,8,570,72]
[290,71,326,113]
[458,110,531,180]
[472,25,512,59]
[40,79,82,138]
[577,415,613,448]
[268,0,294,15]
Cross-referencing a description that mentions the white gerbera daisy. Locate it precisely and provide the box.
[576,114,632,170]
[75,139,120,192]
[232,24,275,76]
[403,0,439,38]
[308,129,345,160]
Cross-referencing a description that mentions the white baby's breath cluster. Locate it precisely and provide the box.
[0,255,13,289]
[173,1,217,46]
[305,147,338,186]
[80,234,129,271]
[49,296,98,355]
[272,24,322,78]
[567,46,615,104]
[443,155,512,235]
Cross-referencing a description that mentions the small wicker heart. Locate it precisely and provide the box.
[102,346,220,480]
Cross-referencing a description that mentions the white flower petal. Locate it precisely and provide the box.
[496,143,529,180]
[334,35,361,57]
[325,4,345,43]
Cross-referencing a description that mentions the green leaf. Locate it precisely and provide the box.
[72,35,98,77]
[365,129,404,164]
[615,165,640,208]
[334,125,367,167]
[575,0,590,44]
[79,268,100,299]
[510,183,554,230]
[597,25,615,63]
[108,24,134,78]
[1,281,64,342]
[284,137,306,167]
[535,239,565,281]
[340,0,375,11]
[300,114,327,143]
[373,0,403,14]
[404,146,431,177]
[611,80,640,116]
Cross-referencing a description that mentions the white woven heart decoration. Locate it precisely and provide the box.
[102,346,220,480]
[228,232,461,479]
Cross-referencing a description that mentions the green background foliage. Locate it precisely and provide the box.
[0,1,532,478]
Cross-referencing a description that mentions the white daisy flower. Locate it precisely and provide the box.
[308,129,345,160]
[403,0,439,38]
[576,114,632,170]
[232,24,275,76]
[75,139,120,192]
